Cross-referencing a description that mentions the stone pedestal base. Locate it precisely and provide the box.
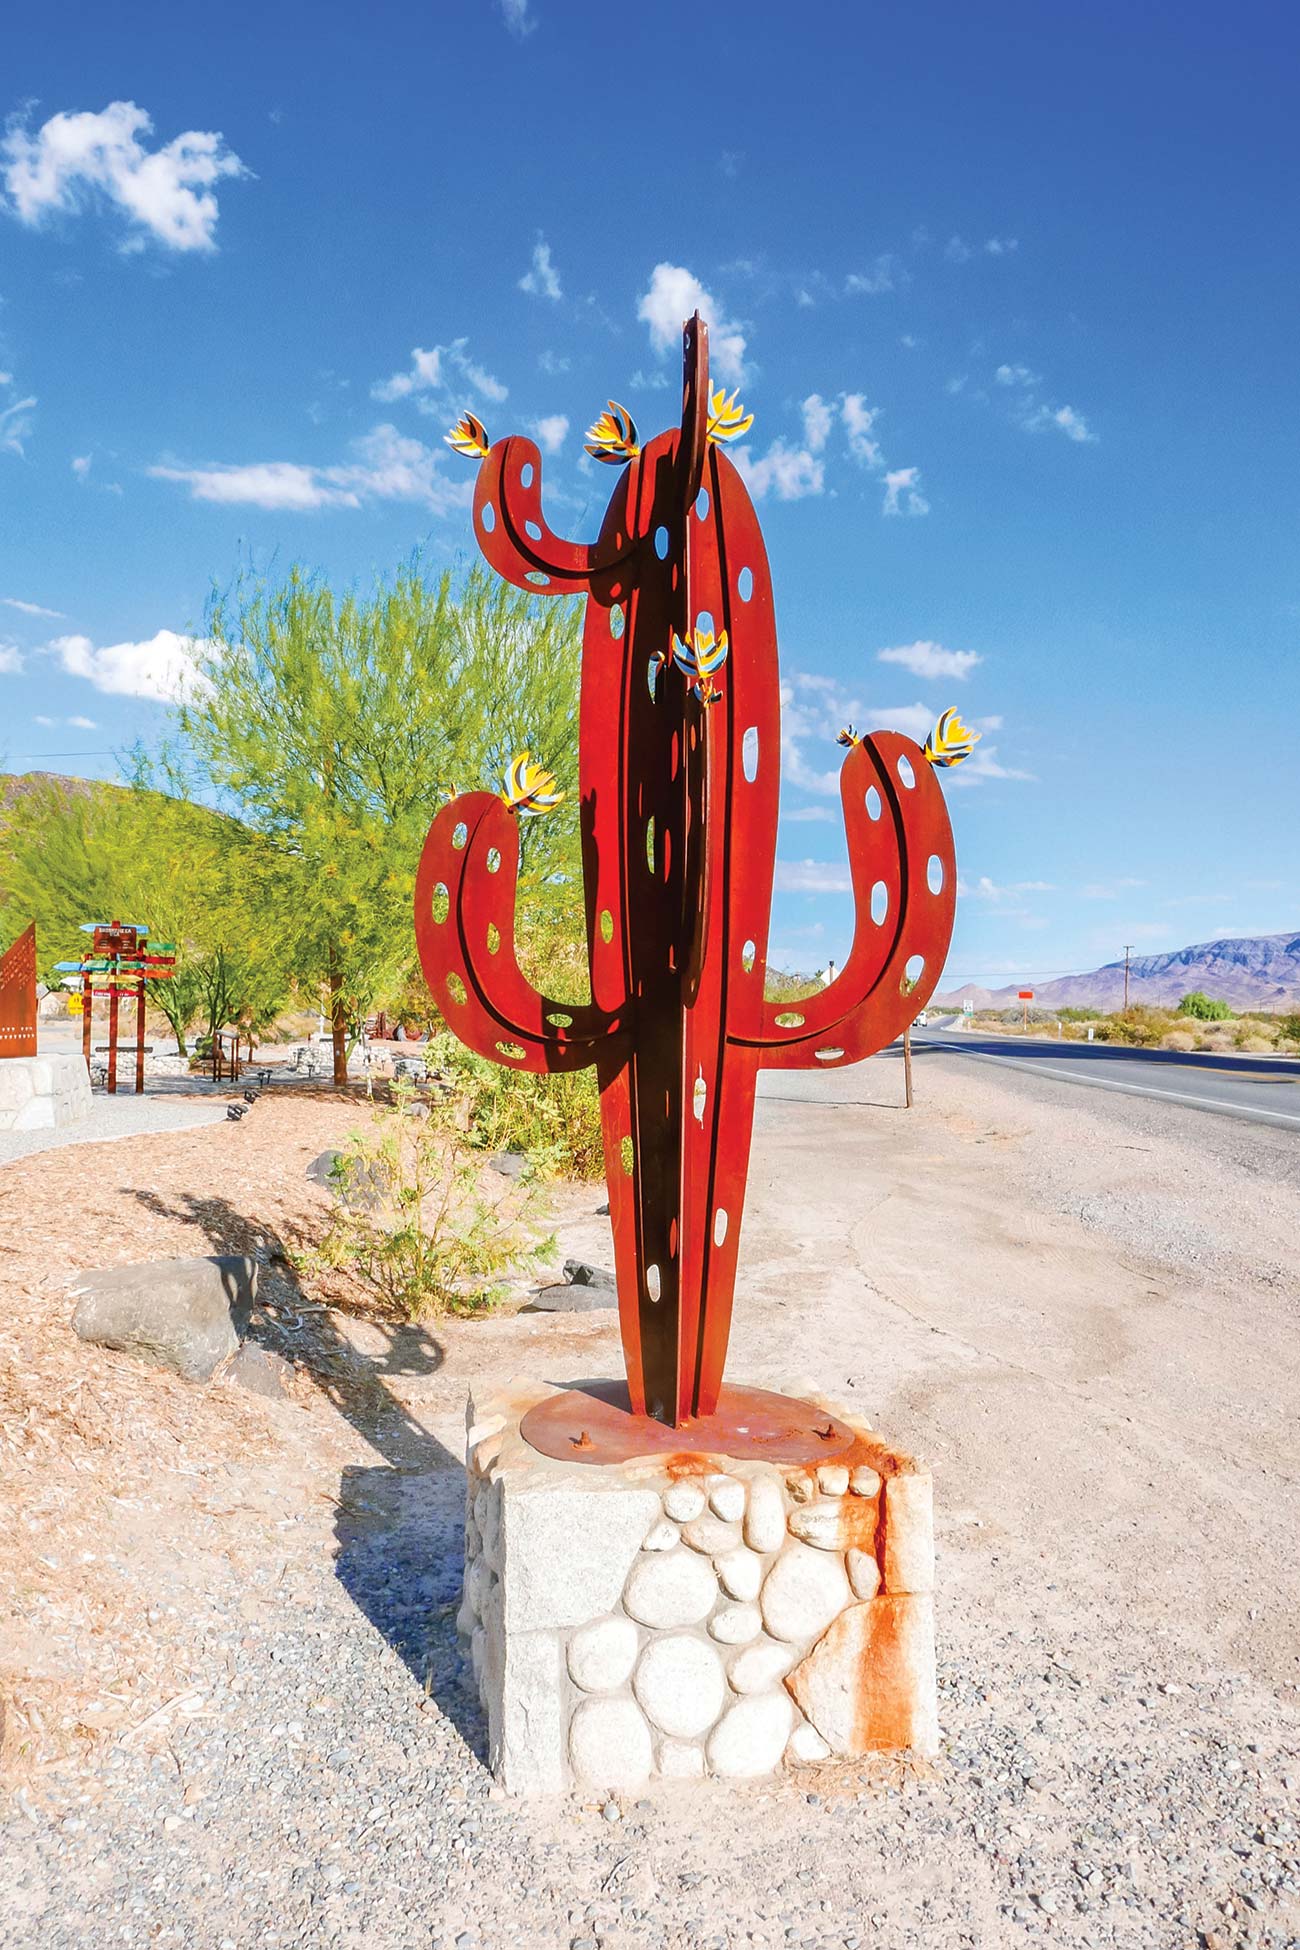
[0,1055,92,1131]
[461,1378,938,1795]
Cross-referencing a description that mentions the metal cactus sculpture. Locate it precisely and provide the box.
[415,315,966,1441]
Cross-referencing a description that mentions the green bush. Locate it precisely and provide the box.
[1059,1006,1103,1022]
[1277,1013,1300,1049]
[1092,1007,1175,1047]
[1176,991,1232,1021]
[427,1031,605,1179]
[309,1084,554,1319]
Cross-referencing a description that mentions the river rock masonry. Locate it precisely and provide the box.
[459,1380,937,1795]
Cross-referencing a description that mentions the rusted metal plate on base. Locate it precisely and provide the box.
[519,1380,856,1466]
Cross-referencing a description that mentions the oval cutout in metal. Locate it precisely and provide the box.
[897,754,916,789]
[741,725,759,783]
[599,908,614,945]
[451,822,468,850]
[520,462,534,488]
[741,939,756,973]
[774,1010,805,1028]
[647,1264,662,1303]
[713,1207,728,1247]
[865,786,882,821]
[653,526,670,559]
[495,1040,526,1060]
[610,603,625,640]
[814,1048,845,1063]
[445,972,467,1005]
[927,854,944,894]
[737,566,754,603]
[481,503,496,533]
[695,487,710,519]
[431,882,449,924]
[870,880,888,925]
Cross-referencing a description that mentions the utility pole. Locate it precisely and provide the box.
[1123,943,1133,1010]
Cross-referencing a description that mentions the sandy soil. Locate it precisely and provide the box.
[2,1055,1298,1949]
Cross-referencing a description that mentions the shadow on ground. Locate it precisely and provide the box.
[130,1188,486,1763]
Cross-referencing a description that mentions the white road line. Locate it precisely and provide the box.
[922,1043,1300,1131]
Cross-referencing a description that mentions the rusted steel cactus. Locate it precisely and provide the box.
[415,316,957,1430]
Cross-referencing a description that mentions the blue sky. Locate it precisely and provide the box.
[2,0,1297,988]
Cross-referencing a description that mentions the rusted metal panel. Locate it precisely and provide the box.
[0,923,38,1058]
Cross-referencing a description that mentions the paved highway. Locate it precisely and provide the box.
[909,1023,1300,1132]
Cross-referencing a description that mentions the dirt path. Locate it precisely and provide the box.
[2,1060,1298,1950]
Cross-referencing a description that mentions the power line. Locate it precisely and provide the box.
[3,750,120,761]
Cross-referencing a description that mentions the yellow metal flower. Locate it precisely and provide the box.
[706,386,754,444]
[836,725,861,748]
[672,627,729,681]
[445,412,491,460]
[584,401,640,464]
[924,707,981,769]
[501,752,564,816]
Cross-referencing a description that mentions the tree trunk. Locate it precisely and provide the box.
[329,959,348,1086]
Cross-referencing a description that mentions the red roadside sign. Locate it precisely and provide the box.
[1018,989,1034,1000]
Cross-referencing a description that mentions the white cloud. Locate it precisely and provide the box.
[3,596,64,619]
[370,338,506,408]
[882,466,929,517]
[519,236,561,301]
[2,100,246,252]
[49,628,211,702]
[996,363,1039,388]
[68,714,97,729]
[733,439,824,502]
[538,349,570,376]
[801,394,834,453]
[985,236,1019,256]
[944,235,973,263]
[1081,877,1147,900]
[71,452,93,479]
[878,641,981,681]
[845,254,904,296]
[500,0,536,36]
[782,805,835,824]
[1,394,36,456]
[780,671,1024,796]
[150,423,472,514]
[532,413,568,454]
[840,393,883,469]
[775,860,853,894]
[372,346,443,403]
[637,263,746,383]
[1030,402,1095,443]
[0,369,11,385]
[0,640,23,674]
[958,875,1054,900]
[630,367,672,391]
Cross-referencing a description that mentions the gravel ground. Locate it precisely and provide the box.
[3,1053,1299,1949]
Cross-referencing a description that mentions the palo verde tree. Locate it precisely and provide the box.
[180,558,583,1083]
[0,775,296,1054]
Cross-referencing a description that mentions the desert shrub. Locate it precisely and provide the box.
[427,1031,605,1179]
[309,1085,554,1318]
[1092,1007,1174,1047]
[1235,1034,1272,1054]
[1177,991,1232,1021]
[1059,1006,1103,1022]
[1277,1013,1300,1049]
[1161,1030,1196,1052]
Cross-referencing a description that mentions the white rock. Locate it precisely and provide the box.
[787,1501,856,1550]
[708,1475,746,1523]
[657,1739,705,1779]
[850,1465,882,1498]
[569,1697,653,1790]
[785,1595,938,1757]
[489,1626,568,1795]
[787,1722,831,1763]
[883,1472,934,1594]
[708,1602,763,1645]
[465,1554,493,1620]
[707,1693,794,1779]
[681,1514,742,1556]
[641,1519,679,1552]
[846,1547,881,1600]
[567,1616,640,1693]
[817,1464,850,1497]
[501,1483,661,1632]
[471,1625,487,1683]
[715,1545,763,1602]
[663,1480,707,1522]
[761,1542,851,1643]
[744,1476,787,1554]
[623,1549,718,1629]
[633,1635,726,1738]
[728,1638,795,1696]
[785,1473,816,1504]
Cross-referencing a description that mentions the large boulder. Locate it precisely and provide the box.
[70,1255,258,1382]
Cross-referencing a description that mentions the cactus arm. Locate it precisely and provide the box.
[732,731,957,1069]
[470,438,644,599]
[414,793,627,1073]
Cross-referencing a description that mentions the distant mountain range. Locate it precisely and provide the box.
[937,931,1300,1014]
